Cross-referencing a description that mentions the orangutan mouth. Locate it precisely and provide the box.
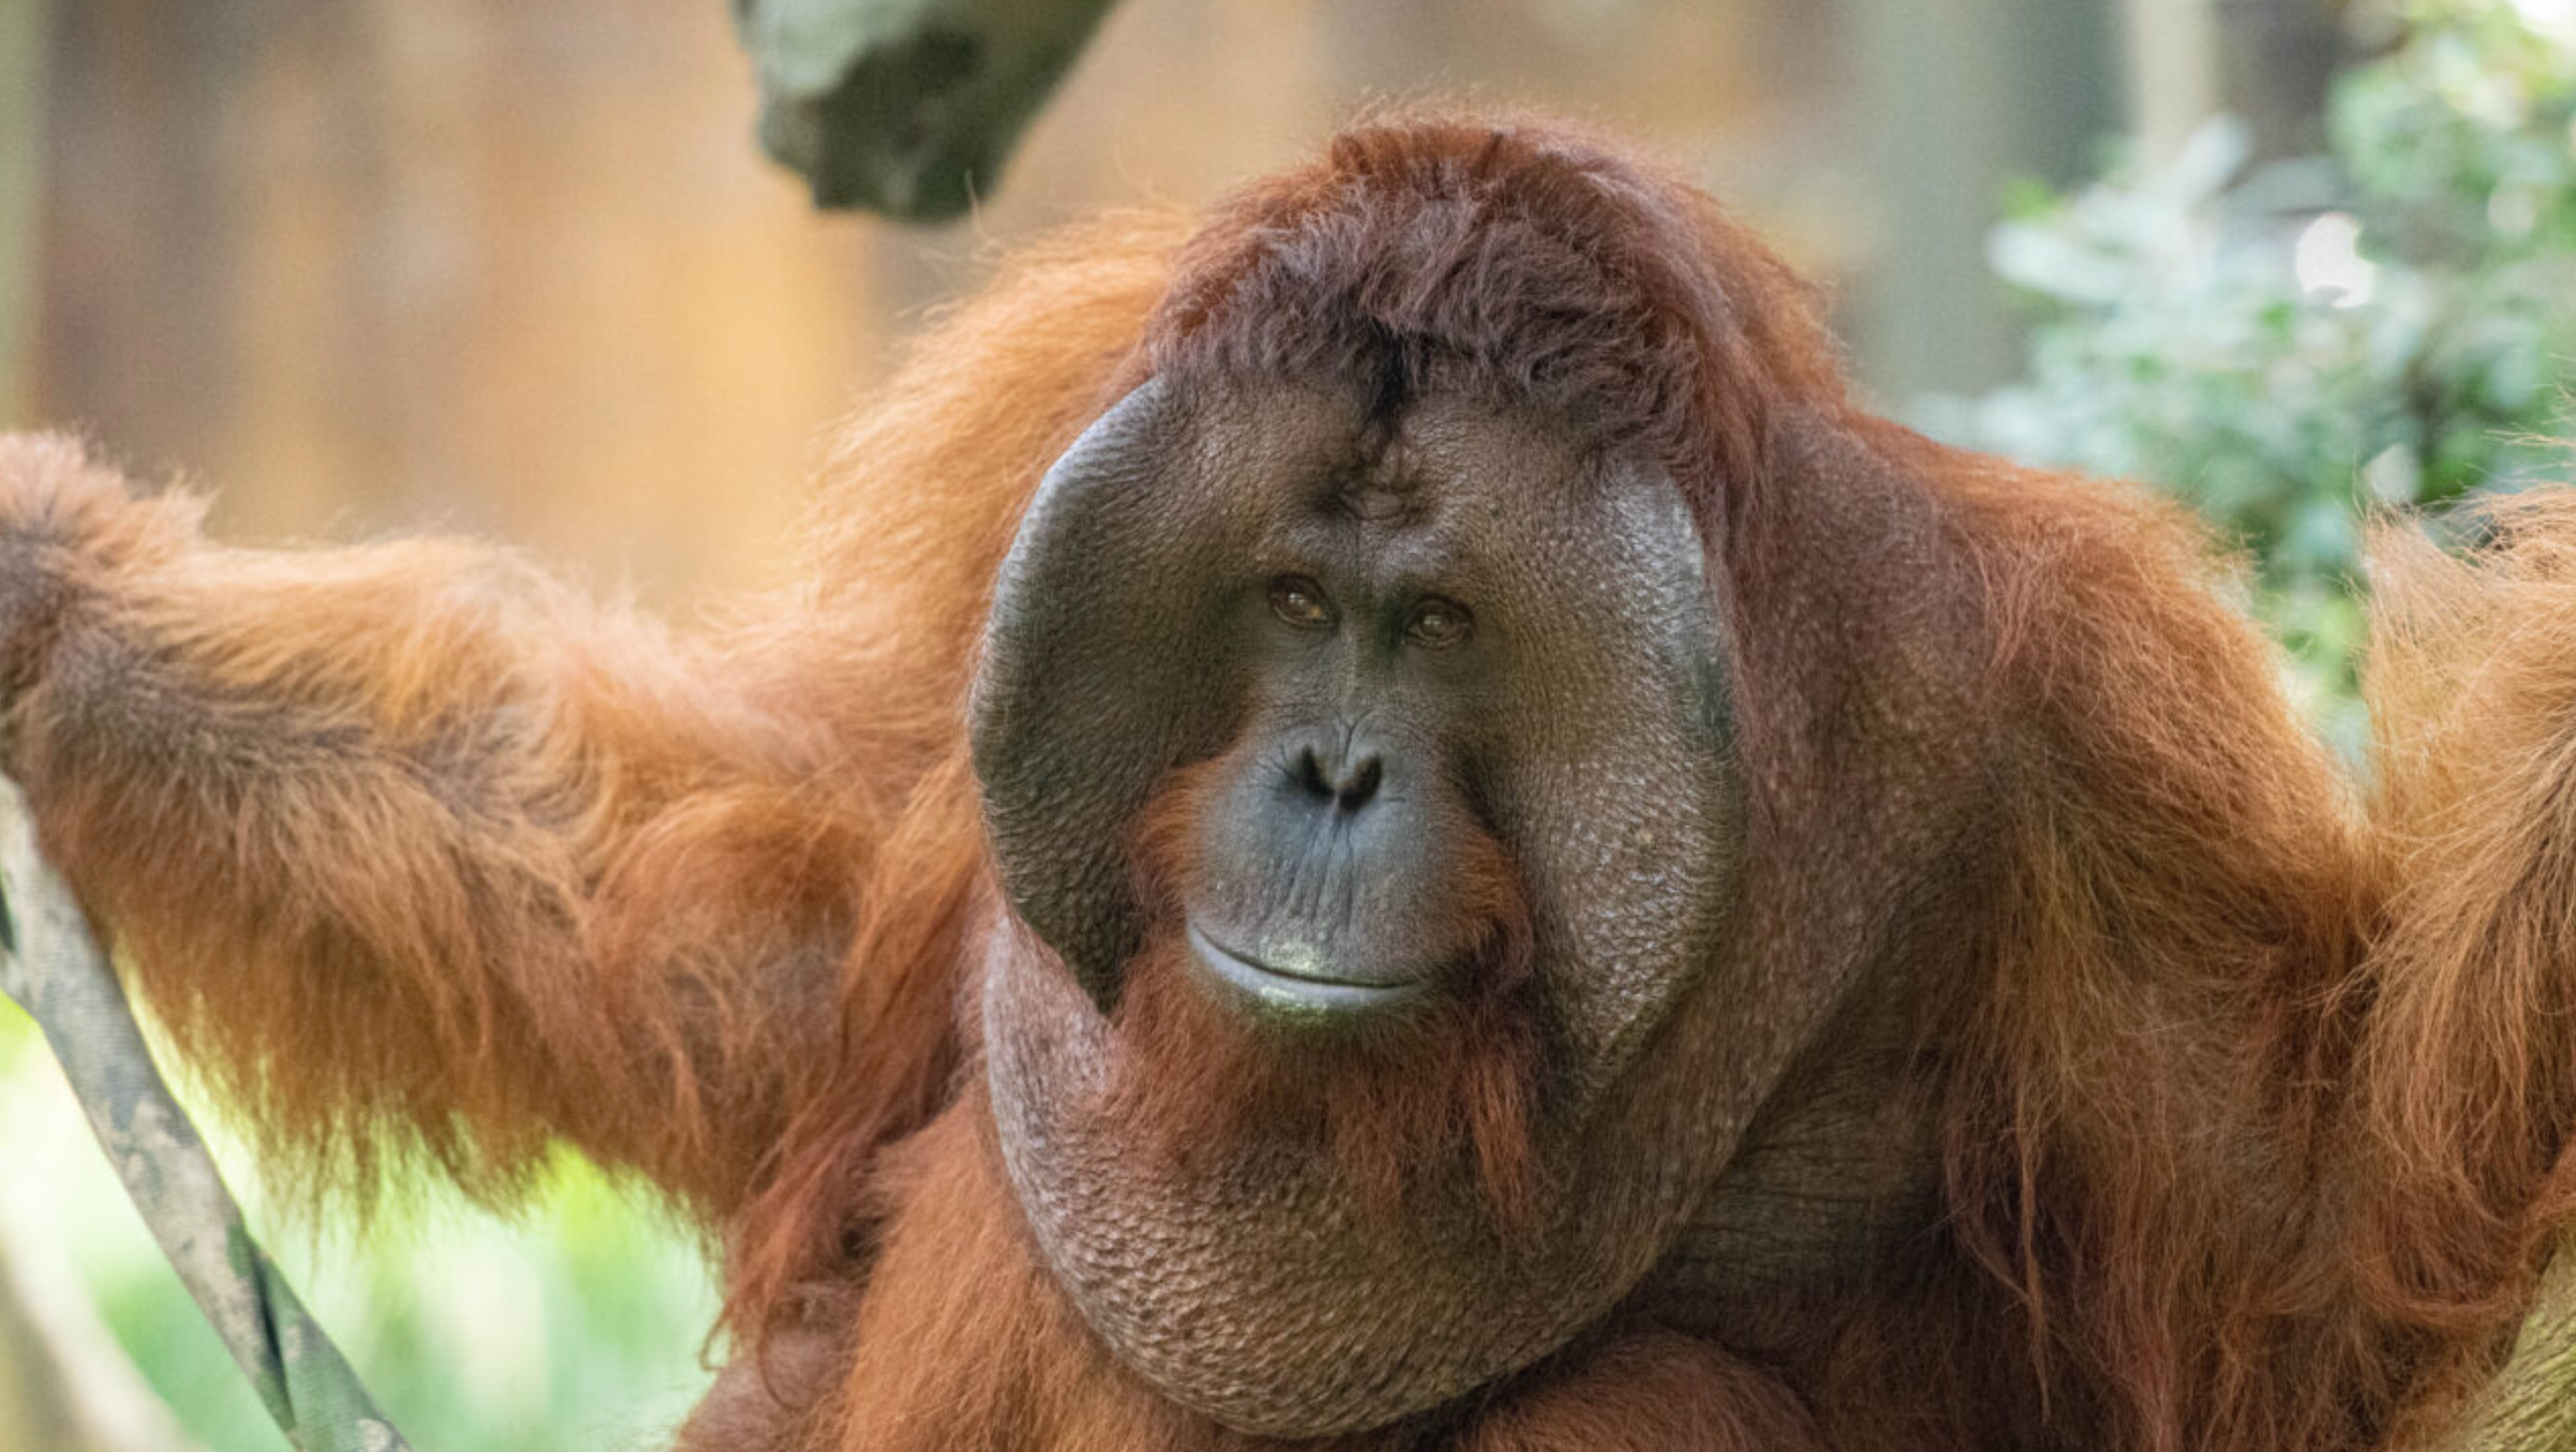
[1183,921,1432,1021]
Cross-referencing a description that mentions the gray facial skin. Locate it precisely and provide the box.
[970,377,1772,1437]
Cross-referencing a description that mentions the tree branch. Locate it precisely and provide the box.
[729,0,1122,220]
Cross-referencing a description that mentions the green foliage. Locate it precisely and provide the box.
[0,1004,717,1452]
[1923,1,2576,748]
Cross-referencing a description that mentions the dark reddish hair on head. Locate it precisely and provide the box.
[1141,112,1849,530]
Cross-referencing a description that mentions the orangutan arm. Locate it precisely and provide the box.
[0,433,887,1217]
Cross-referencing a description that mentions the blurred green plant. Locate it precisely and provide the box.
[1921,0,2576,750]
[0,1005,717,1452]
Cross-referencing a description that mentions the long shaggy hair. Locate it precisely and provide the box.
[18,111,2576,1452]
[718,114,2576,1451]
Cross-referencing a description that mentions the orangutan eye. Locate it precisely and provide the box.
[1406,598,1473,648]
[1267,576,1334,629]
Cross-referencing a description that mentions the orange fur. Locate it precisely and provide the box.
[3,115,2576,1452]
[1450,1332,1828,1450]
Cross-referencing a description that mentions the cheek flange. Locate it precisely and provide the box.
[971,378,1220,1009]
[972,380,1390,1013]
[973,394,1758,1439]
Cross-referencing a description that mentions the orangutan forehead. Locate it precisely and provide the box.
[1342,394,1593,505]
[1143,124,1722,477]
[1329,418,1450,524]
[1179,379,1591,526]
[1337,456,1419,522]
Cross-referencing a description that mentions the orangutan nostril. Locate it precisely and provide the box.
[1291,742,1382,813]
[1336,755,1382,813]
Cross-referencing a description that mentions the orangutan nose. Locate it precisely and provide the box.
[1289,732,1385,815]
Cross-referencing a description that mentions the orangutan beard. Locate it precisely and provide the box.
[1099,764,1546,1232]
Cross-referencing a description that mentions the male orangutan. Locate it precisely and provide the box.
[2,115,2573,1452]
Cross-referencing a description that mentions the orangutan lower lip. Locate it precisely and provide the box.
[1183,922,1430,1018]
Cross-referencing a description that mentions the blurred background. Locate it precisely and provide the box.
[3,0,2574,1446]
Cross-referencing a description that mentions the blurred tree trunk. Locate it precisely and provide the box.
[0,0,42,424]
[2209,0,2344,160]
[0,20,211,1446]
[1846,0,2123,398]
[2121,0,2221,163]
[0,1223,207,1452]
[2121,0,2347,164]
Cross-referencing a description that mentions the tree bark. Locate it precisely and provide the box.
[2443,1248,2576,1451]
[730,0,1122,220]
